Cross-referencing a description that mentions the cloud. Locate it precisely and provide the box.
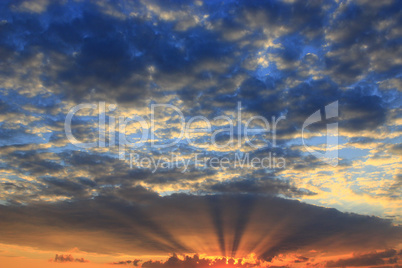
[112,259,142,266]
[0,189,400,259]
[141,254,259,268]
[200,177,316,197]
[51,254,89,263]
[0,0,401,265]
[326,249,401,267]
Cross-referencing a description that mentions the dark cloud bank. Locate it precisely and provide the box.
[0,186,400,261]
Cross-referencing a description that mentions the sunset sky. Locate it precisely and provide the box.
[0,0,401,267]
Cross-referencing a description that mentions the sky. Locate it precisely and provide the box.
[0,0,401,267]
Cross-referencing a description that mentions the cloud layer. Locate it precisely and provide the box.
[0,0,401,266]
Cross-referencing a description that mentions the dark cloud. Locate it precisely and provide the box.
[340,89,387,131]
[141,254,259,268]
[0,189,400,259]
[390,144,402,155]
[0,145,314,202]
[201,177,315,197]
[324,0,402,83]
[0,0,397,150]
[388,174,402,199]
[326,249,400,267]
[39,176,91,197]
[52,254,89,263]
[113,259,141,266]
[348,137,376,144]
